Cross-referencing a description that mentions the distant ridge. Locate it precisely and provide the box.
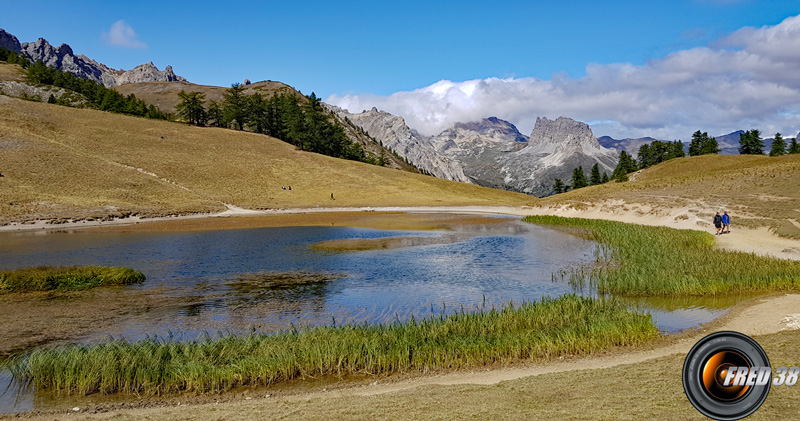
[0,28,186,87]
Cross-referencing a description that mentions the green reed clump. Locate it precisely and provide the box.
[525,215,800,296]
[0,266,145,293]
[3,295,657,396]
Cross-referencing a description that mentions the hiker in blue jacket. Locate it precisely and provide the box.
[721,211,731,234]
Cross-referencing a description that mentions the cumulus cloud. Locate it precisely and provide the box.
[102,20,147,49]
[327,14,800,140]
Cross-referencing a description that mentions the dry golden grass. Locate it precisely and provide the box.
[540,154,800,238]
[113,80,302,114]
[0,62,26,82]
[0,96,534,224]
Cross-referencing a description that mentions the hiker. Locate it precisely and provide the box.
[713,212,723,235]
[722,211,731,234]
[330,192,335,200]
[288,186,292,191]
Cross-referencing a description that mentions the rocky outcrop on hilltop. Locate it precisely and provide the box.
[21,37,120,86]
[501,117,618,196]
[329,106,471,183]
[1,29,186,87]
[0,29,22,53]
[115,62,185,85]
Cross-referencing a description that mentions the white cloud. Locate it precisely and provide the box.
[102,20,147,49]
[327,14,800,140]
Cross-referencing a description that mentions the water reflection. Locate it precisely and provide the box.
[0,215,754,413]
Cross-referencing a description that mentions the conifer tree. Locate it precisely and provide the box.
[769,132,786,156]
[572,166,589,189]
[739,129,764,155]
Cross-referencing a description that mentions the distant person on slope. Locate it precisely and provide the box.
[713,212,723,235]
[722,211,731,234]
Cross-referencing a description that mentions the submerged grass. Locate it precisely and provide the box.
[525,215,800,296]
[3,295,657,396]
[0,266,145,293]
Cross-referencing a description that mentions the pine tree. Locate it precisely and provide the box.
[669,140,686,159]
[176,90,207,126]
[601,172,610,183]
[552,179,566,194]
[612,150,638,181]
[206,100,224,127]
[769,132,786,156]
[688,131,704,156]
[572,166,589,189]
[638,144,653,168]
[223,83,249,130]
[739,129,764,155]
[590,163,602,185]
[689,131,720,156]
[789,138,800,154]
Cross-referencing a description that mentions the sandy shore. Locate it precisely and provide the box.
[3,203,798,261]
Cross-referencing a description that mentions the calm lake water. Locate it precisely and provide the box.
[0,215,742,412]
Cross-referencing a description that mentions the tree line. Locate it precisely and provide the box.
[12,54,171,120]
[551,128,800,195]
[175,85,372,163]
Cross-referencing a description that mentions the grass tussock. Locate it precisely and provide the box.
[3,295,657,396]
[0,266,145,293]
[525,215,800,296]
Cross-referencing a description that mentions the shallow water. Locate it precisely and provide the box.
[0,216,752,412]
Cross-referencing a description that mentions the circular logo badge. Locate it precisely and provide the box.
[683,331,771,420]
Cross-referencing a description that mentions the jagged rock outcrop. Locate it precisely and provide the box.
[329,106,471,183]
[115,62,185,85]
[431,117,528,188]
[501,117,618,196]
[0,29,21,53]
[1,29,186,87]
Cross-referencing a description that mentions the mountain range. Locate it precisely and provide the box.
[331,107,618,196]
[6,27,792,198]
[0,29,185,87]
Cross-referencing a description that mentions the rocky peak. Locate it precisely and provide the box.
[116,61,186,85]
[2,28,187,87]
[449,117,529,143]
[524,116,606,155]
[327,105,471,183]
[0,29,21,53]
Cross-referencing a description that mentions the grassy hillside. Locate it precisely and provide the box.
[113,80,300,114]
[114,79,419,171]
[0,96,534,225]
[539,154,800,238]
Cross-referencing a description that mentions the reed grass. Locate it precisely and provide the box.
[525,215,800,296]
[3,295,658,396]
[0,266,145,293]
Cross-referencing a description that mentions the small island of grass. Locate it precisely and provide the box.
[0,266,146,294]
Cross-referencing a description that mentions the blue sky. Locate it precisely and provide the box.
[2,0,800,138]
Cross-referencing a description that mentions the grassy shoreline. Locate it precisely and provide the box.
[0,266,145,293]
[3,295,658,396]
[525,215,800,296]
